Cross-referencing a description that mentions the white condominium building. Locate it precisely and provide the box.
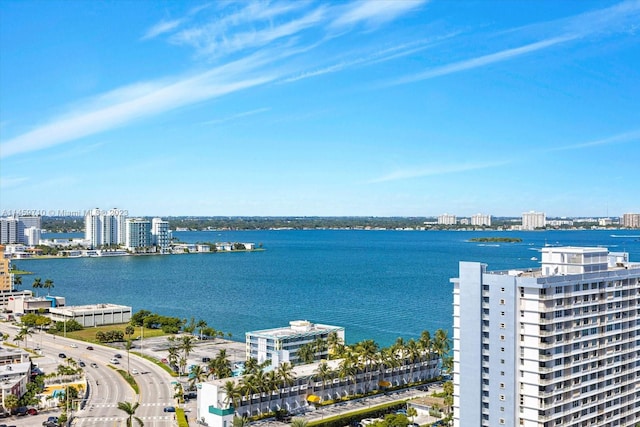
[452,246,640,427]
[125,218,151,251]
[85,208,127,248]
[621,213,640,228]
[439,213,457,225]
[471,214,492,227]
[522,211,546,230]
[246,320,345,366]
[151,218,171,253]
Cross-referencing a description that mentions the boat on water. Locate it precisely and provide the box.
[530,257,538,261]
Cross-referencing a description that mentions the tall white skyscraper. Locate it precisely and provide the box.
[452,247,640,427]
[522,211,546,230]
[85,208,127,248]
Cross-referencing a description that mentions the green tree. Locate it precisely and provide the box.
[223,380,242,411]
[314,361,333,400]
[296,343,315,365]
[3,393,19,414]
[118,401,144,427]
[196,319,208,340]
[13,275,22,290]
[43,278,55,295]
[32,277,43,296]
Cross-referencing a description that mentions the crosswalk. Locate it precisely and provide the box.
[73,415,175,425]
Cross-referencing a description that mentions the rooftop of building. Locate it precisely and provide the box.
[247,320,344,339]
[486,246,640,279]
[49,303,131,313]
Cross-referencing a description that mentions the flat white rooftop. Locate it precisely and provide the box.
[247,320,343,339]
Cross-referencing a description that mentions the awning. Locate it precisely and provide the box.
[378,380,391,387]
[307,395,321,403]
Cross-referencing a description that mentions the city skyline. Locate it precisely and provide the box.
[1,1,639,217]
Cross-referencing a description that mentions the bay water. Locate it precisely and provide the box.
[16,229,640,347]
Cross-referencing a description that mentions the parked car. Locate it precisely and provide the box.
[43,416,59,426]
[13,407,28,416]
[58,353,66,359]
[131,369,139,375]
[184,391,197,399]
[86,346,94,350]
[163,406,176,412]
[26,407,37,415]
[90,362,98,368]
[69,343,77,348]
[78,361,86,367]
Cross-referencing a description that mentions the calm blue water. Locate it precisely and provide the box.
[17,230,640,347]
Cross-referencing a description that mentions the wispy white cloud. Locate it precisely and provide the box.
[170,1,317,57]
[389,0,640,86]
[331,0,428,29]
[281,36,451,83]
[203,107,271,125]
[142,19,186,40]
[0,54,279,159]
[389,35,577,86]
[369,160,510,184]
[141,3,214,40]
[547,130,640,152]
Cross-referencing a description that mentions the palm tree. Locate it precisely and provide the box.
[276,361,295,395]
[32,277,43,296]
[243,357,260,376]
[405,339,421,383]
[180,334,196,361]
[196,319,208,340]
[433,329,451,376]
[355,339,379,392]
[208,349,233,379]
[296,343,315,365]
[189,364,207,389]
[14,325,33,348]
[13,275,22,291]
[327,331,345,359]
[338,354,358,396]
[223,380,242,412]
[117,401,144,427]
[43,278,55,295]
[314,361,333,400]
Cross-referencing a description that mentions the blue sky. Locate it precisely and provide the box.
[1,0,639,217]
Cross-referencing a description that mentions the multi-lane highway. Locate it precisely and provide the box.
[0,323,177,426]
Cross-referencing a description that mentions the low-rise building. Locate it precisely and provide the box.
[48,303,131,327]
[246,320,345,366]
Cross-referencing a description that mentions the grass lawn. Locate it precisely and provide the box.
[58,324,168,343]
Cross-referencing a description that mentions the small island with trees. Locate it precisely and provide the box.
[469,237,522,243]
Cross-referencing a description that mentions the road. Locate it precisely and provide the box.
[0,322,177,426]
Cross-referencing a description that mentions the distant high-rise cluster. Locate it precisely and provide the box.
[85,208,170,252]
[0,215,42,245]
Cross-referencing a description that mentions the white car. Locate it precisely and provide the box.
[70,343,77,348]
[131,369,139,375]
[109,358,120,364]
